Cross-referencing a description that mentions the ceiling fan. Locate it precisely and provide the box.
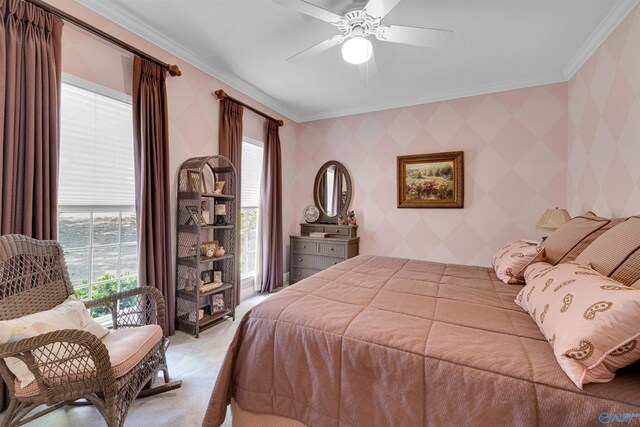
[274,0,453,65]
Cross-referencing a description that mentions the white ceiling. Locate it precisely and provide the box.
[77,0,638,122]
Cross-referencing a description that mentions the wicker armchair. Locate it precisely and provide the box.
[0,234,181,427]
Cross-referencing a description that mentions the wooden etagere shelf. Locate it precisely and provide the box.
[175,155,237,338]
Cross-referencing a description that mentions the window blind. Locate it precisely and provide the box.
[58,83,135,206]
[241,140,264,207]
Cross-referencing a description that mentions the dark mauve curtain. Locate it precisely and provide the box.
[260,120,283,293]
[132,56,175,335]
[0,0,63,411]
[219,98,243,305]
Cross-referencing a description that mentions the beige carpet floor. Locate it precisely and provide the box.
[0,293,269,427]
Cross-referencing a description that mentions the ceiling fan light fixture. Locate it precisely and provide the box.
[341,36,372,64]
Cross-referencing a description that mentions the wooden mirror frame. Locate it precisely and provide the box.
[313,160,352,223]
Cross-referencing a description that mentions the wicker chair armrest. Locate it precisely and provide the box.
[0,329,117,403]
[85,287,166,335]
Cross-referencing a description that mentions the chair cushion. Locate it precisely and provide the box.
[14,324,162,398]
[0,294,110,388]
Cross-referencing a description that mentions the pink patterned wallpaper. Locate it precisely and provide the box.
[293,84,568,266]
[46,0,636,272]
[567,5,640,218]
[48,0,299,280]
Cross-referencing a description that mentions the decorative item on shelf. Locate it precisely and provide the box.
[185,205,202,225]
[202,271,212,284]
[303,205,319,223]
[214,204,227,225]
[188,309,205,322]
[397,151,464,208]
[201,240,219,258]
[213,271,223,285]
[213,180,225,195]
[338,214,345,225]
[201,201,211,225]
[200,281,223,293]
[210,295,226,314]
[189,244,198,257]
[536,208,571,231]
[347,210,357,225]
[214,246,226,258]
[188,171,207,193]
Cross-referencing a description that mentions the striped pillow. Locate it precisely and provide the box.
[575,216,640,286]
[542,214,613,265]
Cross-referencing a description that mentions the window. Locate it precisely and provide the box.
[57,78,137,316]
[240,139,264,281]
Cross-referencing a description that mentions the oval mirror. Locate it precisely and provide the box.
[313,160,352,223]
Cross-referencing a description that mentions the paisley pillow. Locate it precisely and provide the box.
[517,262,640,389]
[491,241,545,284]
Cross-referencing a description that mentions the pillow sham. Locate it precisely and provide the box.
[516,262,640,389]
[492,241,545,284]
[575,216,640,286]
[542,213,619,265]
[0,293,110,387]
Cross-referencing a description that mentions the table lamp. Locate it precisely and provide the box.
[537,208,571,231]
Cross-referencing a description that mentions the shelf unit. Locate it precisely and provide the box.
[175,156,237,337]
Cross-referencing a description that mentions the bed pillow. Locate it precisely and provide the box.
[492,241,545,284]
[575,216,640,286]
[542,213,618,265]
[0,293,110,387]
[516,262,640,389]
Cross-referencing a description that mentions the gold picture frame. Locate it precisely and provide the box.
[397,151,464,208]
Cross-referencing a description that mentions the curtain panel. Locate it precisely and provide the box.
[0,0,63,412]
[132,56,175,335]
[260,120,283,293]
[219,98,243,305]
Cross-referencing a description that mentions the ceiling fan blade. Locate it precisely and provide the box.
[377,24,453,48]
[363,0,403,19]
[287,35,345,63]
[273,0,341,23]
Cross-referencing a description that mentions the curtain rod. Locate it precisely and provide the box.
[214,90,284,127]
[25,0,182,77]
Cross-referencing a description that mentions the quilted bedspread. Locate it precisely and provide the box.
[203,255,640,427]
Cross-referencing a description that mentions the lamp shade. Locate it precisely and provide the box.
[536,208,571,231]
[341,36,372,65]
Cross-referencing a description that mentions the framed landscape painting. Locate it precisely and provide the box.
[397,151,464,208]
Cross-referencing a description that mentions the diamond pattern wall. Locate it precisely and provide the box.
[294,84,568,266]
[567,5,640,218]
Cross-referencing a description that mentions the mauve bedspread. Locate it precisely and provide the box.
[203,255,640,427]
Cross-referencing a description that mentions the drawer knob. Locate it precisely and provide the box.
[298,257,302,262]
[335,229,339,232]
[330,248,334,251]
[302,245,306,249]
[333,261,338,265]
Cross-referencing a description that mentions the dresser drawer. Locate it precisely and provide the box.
[291,267,320,283]
[292,253,343,269]
[291,240,317,253]
[324,226,350,236]
[318,242,345,256]
[301,224,325,234]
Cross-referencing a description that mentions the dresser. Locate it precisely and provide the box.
[290,223,359,284]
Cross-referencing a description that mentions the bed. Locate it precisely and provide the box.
[203,255,640,427]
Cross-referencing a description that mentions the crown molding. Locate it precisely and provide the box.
[77,0,636,123]
[295,73,567,122]
[76,0,300,122]
[563,0,639,80]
